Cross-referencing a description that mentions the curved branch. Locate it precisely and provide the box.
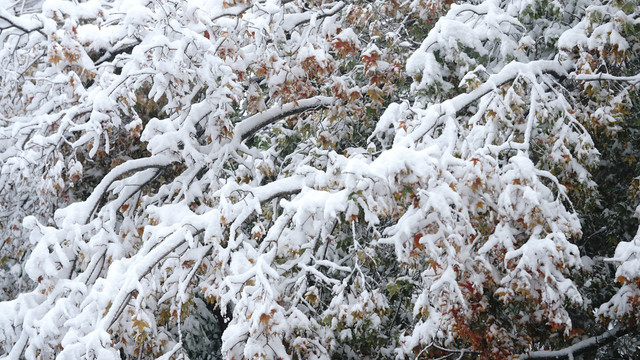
[283,1,346,32]
[235,96,337,142]
[403,59,572,145]
[0,10,46,37]
[431,343,480,359]
[53,155,174,226]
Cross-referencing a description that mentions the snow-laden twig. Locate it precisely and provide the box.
[574,72,640,83]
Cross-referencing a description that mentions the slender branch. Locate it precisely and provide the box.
[52,155,174,226]
[210,3,251,21]
[574,73,640,83]
[431,343,479,358]
[0,11,46,37]
[403,59,572,145]
[283,1,346,32]
[105,234,188,331]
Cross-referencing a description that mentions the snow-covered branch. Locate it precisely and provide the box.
[282,1,346,32]
[520,325,633,360]
[0,8,45,36]
[2,0,640,358]
[236,96,337,141]
[574,73,640,83]
[54,155,174,226]
[402,59,571,145]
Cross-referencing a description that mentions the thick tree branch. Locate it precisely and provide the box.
[94,43,139,66]
[55,95,332,227]
[519,325,635,359]
[235,96,337,141]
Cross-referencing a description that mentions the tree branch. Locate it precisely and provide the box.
[573,72,640,84]
[403,59,572,145]
[431,343,480,359]
[519,324,635,359]
[235,96,337,141]
[283,1,346,32]
[94,43,139,66]
[0,10,46,37]
[53,155,174,226]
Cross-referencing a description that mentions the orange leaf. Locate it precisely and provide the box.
[413,233,425,250]
[259,313,271,326]
[616,275,628,284]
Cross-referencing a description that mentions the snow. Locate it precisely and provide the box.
[54,155,173,226]
[2,0,640,358]
[333,27,360,48]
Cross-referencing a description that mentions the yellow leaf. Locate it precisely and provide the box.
[133,317,149,333]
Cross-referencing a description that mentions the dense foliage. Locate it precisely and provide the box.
[1,0,640,358]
